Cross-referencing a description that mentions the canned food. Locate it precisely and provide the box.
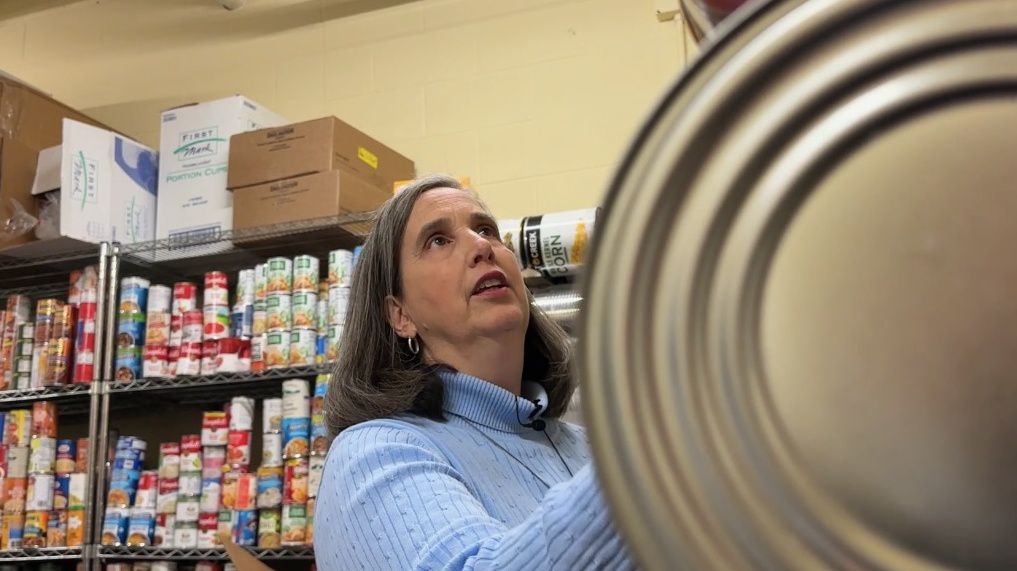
[202,445,226,478]
[157,479,178,514]
[175,497,200,522]
[328,249,354,287]
[237,269,256,305]
[263,398,283,433]
[116,312,146,348]
[265,331,290,369]
[2,512,23,550]
[291,291,317,329]
[127,508,156,547]
[197,511,219,549]
[326,323,343,362]
[258,508,281,547]
[47,509,68,548]
[257,466,283,509]
[31,402,57,438]
[311,408,328,455]
[6,447,26,480]
[282,417,310,458]
[101,506,130,546]
[6,411,29,447]
[23,510,48,548]
[68,473,87,511]
[281,504,307,546]
[235,473,257,511]
[180,435,202,471]
[119,277,151,314]
[216,337,251,374]
[54,439,75,475]
[282,379,310,418]
[289,328,317,367]
[202,411,229,447]
[26,474,54,511]
[179,473,201,498]
[306,497,316,544]
[44,337,73,385]
[136,470,158,509]
[308,455,325,499]
[250,334,266,374]
[53,474,70,509]
[217,509,236,542]
[199,479,221,513]
[266,257,293,294]
[226,431,251,467]
[255,264,268,300]
[29,436,57,474]
[173,521,198,549]
[283,458,309,505]
[292,255,319,291]
[262,432,283,467]
[159,443,181,479]
[327,286,350,325]
[182,310,203,343]
[114,348,142,382]
[172,282,199,314]
[315,373,330,397]
[153,513,175,547]
[145,310,171,346]
[147,284,172,313]
[200,339,219,375]
[107,479,136,508]
[229,304,253,339]
[520,208,597,278]
[316,297,328,334]
[233,509,257,546]
[252,306,267,336]
[204,271,230,306]
[266,293,292,331]
[225,397,254,431]
[175,342,202,376]
[203,305,230,341]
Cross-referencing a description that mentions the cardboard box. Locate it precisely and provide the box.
[0,137,41,250]
[1,119,158,255]
[157,95,286,243]
[227,116,414,192]
[232,169,390,232]
[0,74,109,151]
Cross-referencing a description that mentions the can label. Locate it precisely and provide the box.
[266,257,293,293]
[265,331,290,369]
[283,458,309,505]
[175,498,200,522]
[3,512,24,550]
[328,286,350,326]
[258,508,281,548]
[202,411,229,446]
[47,509,68,548]
[160,443,181,479]
[262,432,283,467]
[135,470,158,509]
[237,269,256,305]
[26,474,54,511]
[145,310,171,346]
[157,487,178,515]
[203,305,230,341]
[326,323,343,362]
[328,249,354,287]
[292,255,320,292]
[31,402,57,438]
[289,328,317,367]
[316,301,328,340]
[153,513,175,547]
[101,507,129,546]
[229,397,255,431]
[218,509,237,541]
[257,466,283,509]
[308,455,325,499]
[200,338,219,375]
[127,508,155,547]
[5,410,30,448]
[182,310,203,343]
[226,430,251,467]
[282,380,310,418]
[229,304,254,339]
[68,473,88,510]
[200,478,222,513]
[233,509,258,546]
[281,504,307,546]
[255,264,268,300]
[265,293,292,331]
[55,439,76,475]
[252,309,267,336]
[29,436,56,474]
[119,277,151,314]
[148,284,172,313]
[23,510,48,548]
[311,411,329,456]
[520,208,597,278]
[263,398,283,433]
[202,445,226,478]
[179,472,202,497]
[54,474,70,509]
[291,292,317,328]
[306,497,316,545]
[215,337,250,374]
[173,523,198,549]
[282,417,310,458]
[235,473,257,511]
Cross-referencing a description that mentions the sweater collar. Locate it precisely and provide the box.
[439,370,542,433]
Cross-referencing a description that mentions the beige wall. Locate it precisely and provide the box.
[0,0,694,217]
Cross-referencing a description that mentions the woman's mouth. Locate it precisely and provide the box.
[472,271,509,298]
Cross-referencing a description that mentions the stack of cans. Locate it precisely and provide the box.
[257,397,283,547]
[125,470,158,547]
[1,438,28,550]
[168,282,200,376]
[306,374,330,545]
[115,278,150,382]
[154,441,180,546]
[218,397,256,547]
[264,258,293,370]
[250,264,268,373]
[281,379,310,546]
[70,266,99,383]
[11,324,33,391]
[325,249,353,363]
[0,296,31,390]
[23,404,56,548]
[32,299,72,387]
[201,272,230,375]
[231,270,255,342]
[142,286,172,379]
[173,434,202,548]
[102,437,147,546]
[290,255,319,368]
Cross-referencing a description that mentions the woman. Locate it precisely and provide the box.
[315,174,634,570]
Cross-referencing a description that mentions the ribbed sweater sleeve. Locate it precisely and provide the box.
[313,421,633,570]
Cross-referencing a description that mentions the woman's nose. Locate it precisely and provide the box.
[468,231,495,266]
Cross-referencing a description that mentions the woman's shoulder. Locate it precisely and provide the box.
[331,414,450,458]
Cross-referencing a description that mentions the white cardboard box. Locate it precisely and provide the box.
[10,119,158,257]
[156,95,286,244]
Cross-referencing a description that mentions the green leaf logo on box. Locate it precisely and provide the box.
[72,151,99,210]
[175,127,226,161]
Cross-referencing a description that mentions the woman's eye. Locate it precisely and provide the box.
[478,225,498,238]
[428,235,450,248]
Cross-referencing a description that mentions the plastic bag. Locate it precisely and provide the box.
[34,192,60,240]
[0,197,38,240]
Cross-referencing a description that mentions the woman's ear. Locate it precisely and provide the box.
[385,295,417,339]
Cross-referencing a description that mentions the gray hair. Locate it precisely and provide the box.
[325,173,576,436]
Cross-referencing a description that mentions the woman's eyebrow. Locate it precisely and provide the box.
[416,216,451,247]
[470,212,497,227]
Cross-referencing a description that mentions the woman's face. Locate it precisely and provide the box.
[387,187,529,352]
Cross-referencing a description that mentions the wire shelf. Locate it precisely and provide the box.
[107,365,329,405]
[97,545,314,561]
[0,240,102,291]
[0,547,84,561]
[0,382,93,409]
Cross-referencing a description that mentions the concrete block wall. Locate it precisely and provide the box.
[0,0,694,217]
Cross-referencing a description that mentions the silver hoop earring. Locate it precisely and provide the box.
[406,336,420,355]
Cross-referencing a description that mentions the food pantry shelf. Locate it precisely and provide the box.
[0,546,84,561]
[0,243,102,292]
[97,545,315,560]
[107,365,329,405]
[0,381,92,409]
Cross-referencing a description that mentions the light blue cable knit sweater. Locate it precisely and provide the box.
[314,370,636,570]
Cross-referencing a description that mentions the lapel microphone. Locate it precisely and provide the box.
[518,381,549,431]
